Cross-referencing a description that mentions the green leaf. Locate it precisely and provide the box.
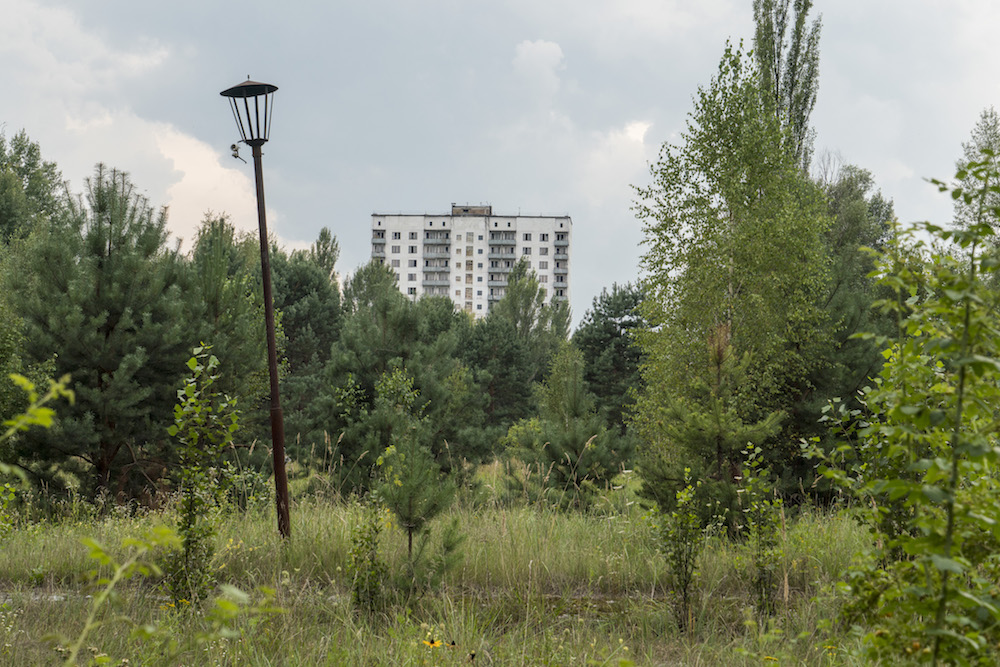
[929,554,965,575]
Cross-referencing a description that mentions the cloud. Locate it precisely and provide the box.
[153,127,258,248]
[578,120,654,207]
[512,40,565,103]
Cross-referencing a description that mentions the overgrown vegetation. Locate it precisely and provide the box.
[3,0,1000,663]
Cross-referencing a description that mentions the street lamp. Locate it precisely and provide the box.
[220,78,290,539]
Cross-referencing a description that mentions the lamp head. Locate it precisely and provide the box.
[220,78,278,147]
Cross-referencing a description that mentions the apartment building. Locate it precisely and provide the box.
[371,204,571,316]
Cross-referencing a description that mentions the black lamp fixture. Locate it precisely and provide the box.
[221,79,277,147]
[220,77,290,539]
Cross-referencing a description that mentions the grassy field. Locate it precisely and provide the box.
[0,470,875,666]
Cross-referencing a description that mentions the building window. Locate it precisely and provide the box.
[455,290,461,297]
[540,275,548,283]
[408,273,416,281]
[408,287,417,295]
[540,233,549,241]
[539,261,548,270]
[523,233,532,241]
[556,289,564,296]
[409,232,418,240]
[477,276,483,282]
[540,247,549,256]
[391,245,400,253]
[477,249,483,254]
[392,232,401,239]
[478,234,484,240]
[391,259,400,268]
[477,290,482,296]
[408,259,417,267]
[408,245,417,253]
[522,247,531,255]
[455,276,461,282]
[477,304,482,310]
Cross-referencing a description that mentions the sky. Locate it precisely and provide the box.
[2,0,999,328]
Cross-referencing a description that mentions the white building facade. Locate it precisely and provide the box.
[371,204,571,316]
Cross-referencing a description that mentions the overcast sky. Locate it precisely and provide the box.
[3,0,998,327]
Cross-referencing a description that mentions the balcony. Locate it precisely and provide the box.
[422,278,450,287]
[554,239,569,247]
[488,280,507,287]
[488,237,515,246]
[422,247,451,257]
[371,236,386,244]
[554,252,568,261]
[553,266,568,275]
[488,251,517,260]
[372,247,386,257]
[423,235,450,244]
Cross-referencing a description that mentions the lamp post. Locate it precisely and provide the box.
[220,78,290,539]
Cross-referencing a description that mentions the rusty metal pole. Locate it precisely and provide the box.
[250,142,291,539]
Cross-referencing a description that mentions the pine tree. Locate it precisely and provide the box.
[8,164,190,494]
[374,368,455,558]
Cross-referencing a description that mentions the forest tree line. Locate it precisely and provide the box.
[0,0,998,519]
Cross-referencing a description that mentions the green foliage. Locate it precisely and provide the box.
[317,265,487,490]
[815,158,1000,664]
[637,324,782,527]
[460,314,534,438]
[51,525,182,666]
[572,283,646,434]
[660,470,704,633]
[309,226,340,283]
[270,234,343,457]
[507,345,633,508]
[489,258,570,383]
[346,496,389,616]
[954,107,1000,232]
[791,162,895,457]
[753,0,822,171]
[163,346,239,604]
[188,215,270,417]
[634,43,829,492]
[0,129,63,243]
[737,447,784,619]
[8,164,191,495]
[375,368,456,559]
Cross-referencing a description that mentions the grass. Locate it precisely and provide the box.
[0,474,874,666]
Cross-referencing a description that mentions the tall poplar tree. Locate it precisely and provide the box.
[753,0,821,171]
